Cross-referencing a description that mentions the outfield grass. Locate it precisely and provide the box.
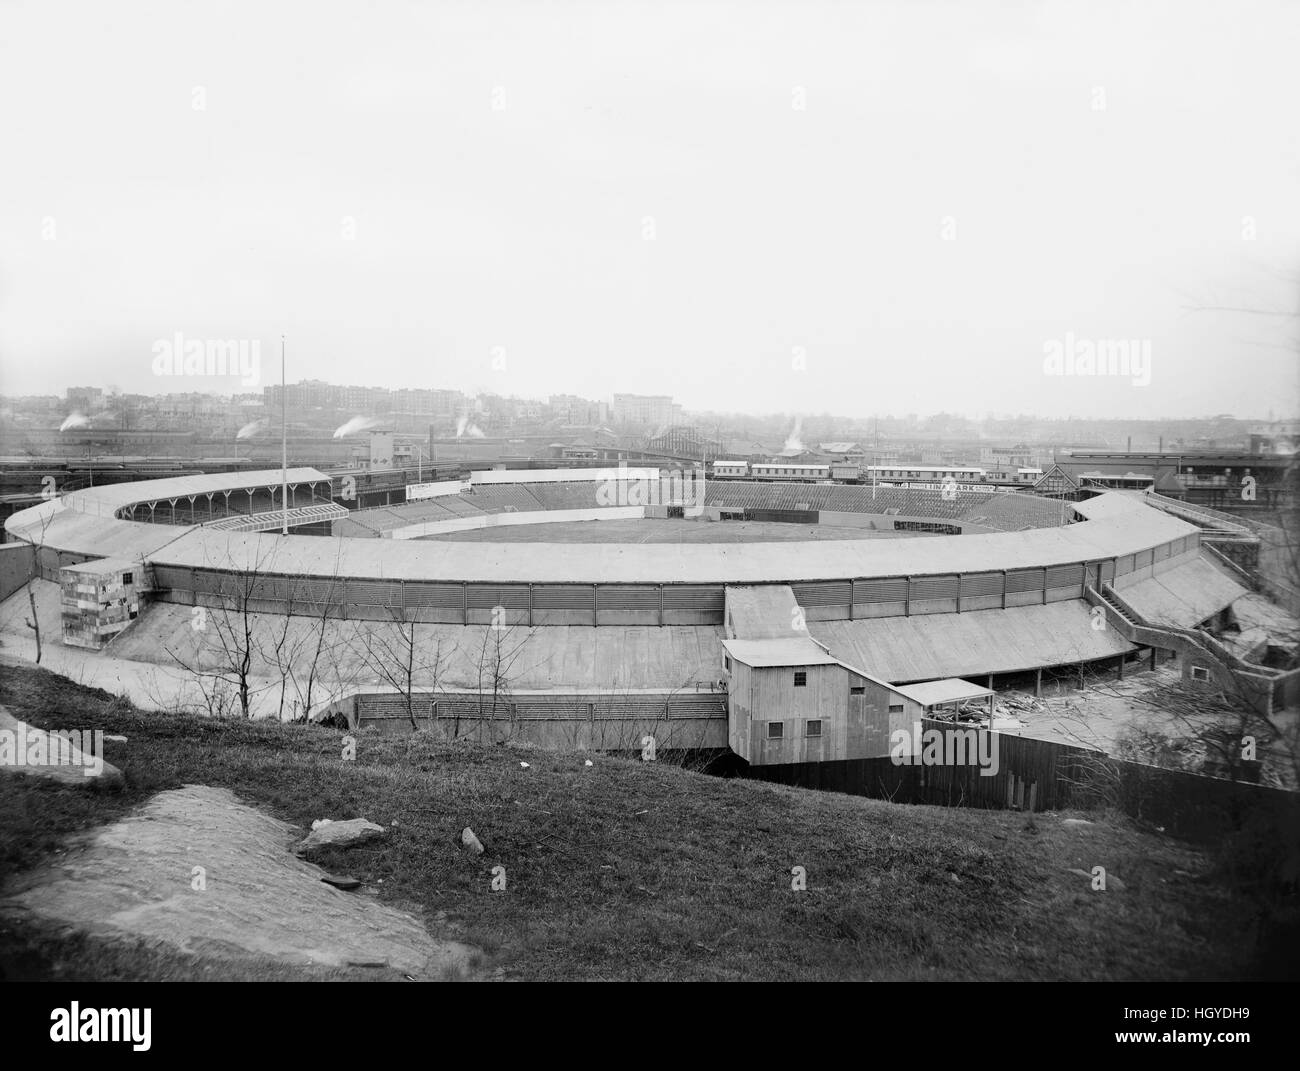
[419,518,918,543]
[0,662,1290,981]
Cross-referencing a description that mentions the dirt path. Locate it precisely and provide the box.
[1,784,476,978]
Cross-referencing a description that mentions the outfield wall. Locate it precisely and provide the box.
[387,506,646,540]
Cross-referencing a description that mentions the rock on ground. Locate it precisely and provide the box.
[295,818,387,853]
[0,784,474,977]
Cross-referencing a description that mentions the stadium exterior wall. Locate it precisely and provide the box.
[144,536,1202,627]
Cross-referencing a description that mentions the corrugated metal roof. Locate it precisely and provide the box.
[1116,556,1249,629]
[894,679,995,706]
[145,503,1193,584]
[7,485,1197,588]
[1071,491,1151,519]
[6,502,194,559]
[62,468,330,512]
[722,637,839,667]
[811,601,1134,683]
[725,585,801,638]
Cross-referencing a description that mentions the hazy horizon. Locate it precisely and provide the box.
[2,0,1297,420]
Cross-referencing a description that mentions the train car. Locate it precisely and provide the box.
[749,462,831,482]
[711,460,750,478]
[865,465,987,483]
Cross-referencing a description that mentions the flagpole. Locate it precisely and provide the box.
[281,335,289,536]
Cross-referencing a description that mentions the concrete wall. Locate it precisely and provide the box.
[0,542,35,602]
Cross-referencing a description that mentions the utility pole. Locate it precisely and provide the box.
[281,335,289,536]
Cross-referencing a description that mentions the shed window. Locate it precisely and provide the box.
[806,720,822,737]
[122,572,134,585]
[850,686,865,696]
[888,703,904,713]
[793,671,807,687]
[767,722,784,740]
[1191,665,1211,682]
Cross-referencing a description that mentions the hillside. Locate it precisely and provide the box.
[0,661,1289,981]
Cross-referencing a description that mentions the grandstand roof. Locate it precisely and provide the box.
[62,468,330,513]
[725,586,803,639]
[812,601,1134,683]
[6,501,194,559]
[1115,556,1249,629]
[145,497,1193,584]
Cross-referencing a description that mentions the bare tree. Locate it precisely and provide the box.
[18,502,57,664]
[352,609,453,730]
[473,612,538,743]
[164,539,282,719]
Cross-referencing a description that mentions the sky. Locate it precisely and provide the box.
[1,0,1297,420]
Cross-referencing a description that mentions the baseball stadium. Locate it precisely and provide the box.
[3,463,1287,768]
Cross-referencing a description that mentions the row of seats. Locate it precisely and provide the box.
[336,479,1074,537]
[463,485,546,513]
[527,482,608,511]
[956,494,1076,531]
[703,481,999,521]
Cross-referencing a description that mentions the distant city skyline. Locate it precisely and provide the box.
[2,375,1292,425]
[2,1,1298,419]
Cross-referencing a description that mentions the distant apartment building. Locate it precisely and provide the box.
[263,381,462,417]
[66,386,104,412]
[979,443,1036,469]
[263,379,332,410]
[549,394,607,426]
[613,393,678,427]
[1250,422,1300,456]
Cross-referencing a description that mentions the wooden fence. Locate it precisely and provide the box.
[744,719,1300,843]
[745,721,1099,812]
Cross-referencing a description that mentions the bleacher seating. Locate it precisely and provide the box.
[957,494,1074,531]
[333,478,1073,539]
[528,482,606,511]
[432,496,484,517]
[465,485,545,513]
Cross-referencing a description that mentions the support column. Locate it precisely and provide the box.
[1035,667,1042,697]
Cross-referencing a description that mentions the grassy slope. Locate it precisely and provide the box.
[0,662,1286,981]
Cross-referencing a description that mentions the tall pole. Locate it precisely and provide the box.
[873,417,878,500]
[281,335,289,536]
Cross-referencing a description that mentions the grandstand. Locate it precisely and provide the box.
[7,465,1289,757]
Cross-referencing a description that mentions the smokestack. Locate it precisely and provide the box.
[1158,436,1163,453]
[1126,436,1131,452]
